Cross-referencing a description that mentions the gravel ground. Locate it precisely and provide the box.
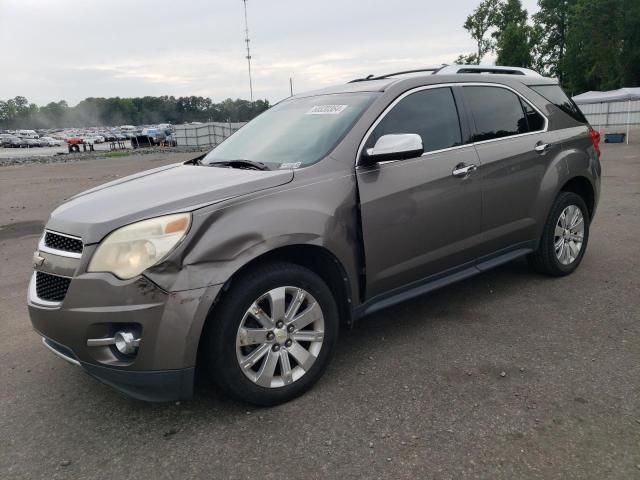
[0,145,207,166]
[0,145,639,480]
[0,143,113,160]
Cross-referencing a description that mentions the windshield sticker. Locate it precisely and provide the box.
[306,105,348,115]
[279,162,302,169]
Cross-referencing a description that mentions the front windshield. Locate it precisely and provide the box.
[202,92,376,168]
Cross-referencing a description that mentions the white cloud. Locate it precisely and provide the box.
[0,0,540,105]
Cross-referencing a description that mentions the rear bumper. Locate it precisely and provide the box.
[42,337,194,402]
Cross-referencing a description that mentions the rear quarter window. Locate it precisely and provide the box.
[530,85,588,124]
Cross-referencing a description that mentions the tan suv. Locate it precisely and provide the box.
[28,65,601,405]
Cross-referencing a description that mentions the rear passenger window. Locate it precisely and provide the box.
[367,87,462,154]
[464,86,542,142]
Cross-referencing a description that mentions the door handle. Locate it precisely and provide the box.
[534,142,551,153]
[452,163,478,178]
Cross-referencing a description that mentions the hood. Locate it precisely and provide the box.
[47,163,294,243]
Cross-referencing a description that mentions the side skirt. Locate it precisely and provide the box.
[353,242,535,319]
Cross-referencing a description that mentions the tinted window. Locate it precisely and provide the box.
[520,98,545,132]
[367,88,462,153]
[464,86,530,141]
[530,85,588,124]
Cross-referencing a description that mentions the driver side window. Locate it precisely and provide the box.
[366,87,463,154]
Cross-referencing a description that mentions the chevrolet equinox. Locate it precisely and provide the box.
[28,65,601,405]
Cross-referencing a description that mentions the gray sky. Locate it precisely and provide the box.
[0,0,538,106]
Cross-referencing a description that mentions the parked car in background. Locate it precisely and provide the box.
[17,129,39,139]
[101,132,117,142]
[23,138,41,148]
[7,136,27,148]
[142,127,166,145]
[0,133,19,147]
[119,125,137,137]
[40,136,63,147]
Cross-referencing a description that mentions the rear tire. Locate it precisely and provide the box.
[203,262,339,406]
[527,191,590,276]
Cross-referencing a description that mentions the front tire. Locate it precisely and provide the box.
[203,262,339,406]
[528,191,590,276]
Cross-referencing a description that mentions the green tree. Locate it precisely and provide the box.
[0,95,270,129]
[462,0,500,63]
[563,0,624,94]
[621,0,640,86]
[454,53,480,64]
[533,0,574,80]
[39,101,70,127]
[494,0,528,41]
[493,0,534,68]
[0,101,10,128]
[496,23,534,67]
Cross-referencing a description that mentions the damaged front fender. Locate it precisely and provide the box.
[144,169,362,305]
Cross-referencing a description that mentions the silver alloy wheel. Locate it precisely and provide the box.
[554,205,585,265]
[236,286,325,388]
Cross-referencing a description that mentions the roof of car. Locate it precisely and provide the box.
[293,65,558,99]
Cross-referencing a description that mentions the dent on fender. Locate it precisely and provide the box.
[144,171,362,297]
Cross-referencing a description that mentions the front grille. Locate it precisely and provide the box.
[44,232,83,254]
[35,272,71,302]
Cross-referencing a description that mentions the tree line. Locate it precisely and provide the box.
[0,96,270,130]
[457,0,640,94]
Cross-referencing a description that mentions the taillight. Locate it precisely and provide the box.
[590,128,601,158]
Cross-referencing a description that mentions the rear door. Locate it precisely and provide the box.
[462,84,560,255]
[356,86,483,299]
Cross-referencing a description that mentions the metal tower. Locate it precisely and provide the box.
[242,0,254,102]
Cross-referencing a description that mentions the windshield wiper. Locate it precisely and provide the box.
[208,159,270,171]
[187,154,206,165]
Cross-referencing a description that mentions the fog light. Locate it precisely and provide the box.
[86,330,141,355]
[114,331,140,355]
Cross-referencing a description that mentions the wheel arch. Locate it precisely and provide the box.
[559,176,595,219]
[533,168,597,247]
[198,244,354,354]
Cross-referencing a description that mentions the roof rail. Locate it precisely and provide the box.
[436,64,543,77]
[348,64,543,83]
[348,65,447,83]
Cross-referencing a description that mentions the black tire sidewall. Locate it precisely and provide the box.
[205,262,339,406]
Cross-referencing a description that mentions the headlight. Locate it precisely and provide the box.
[88,213,191,279]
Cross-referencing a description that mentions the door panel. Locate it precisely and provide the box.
[461,84,561,255]
[474,131,561,253]
[357,146,483,299]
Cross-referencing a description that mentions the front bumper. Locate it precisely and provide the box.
[42,337,194,402]
[29,271,222,402]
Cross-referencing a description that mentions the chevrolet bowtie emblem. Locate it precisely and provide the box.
[32,252,45,268]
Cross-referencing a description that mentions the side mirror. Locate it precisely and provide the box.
[360,133,423,165]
